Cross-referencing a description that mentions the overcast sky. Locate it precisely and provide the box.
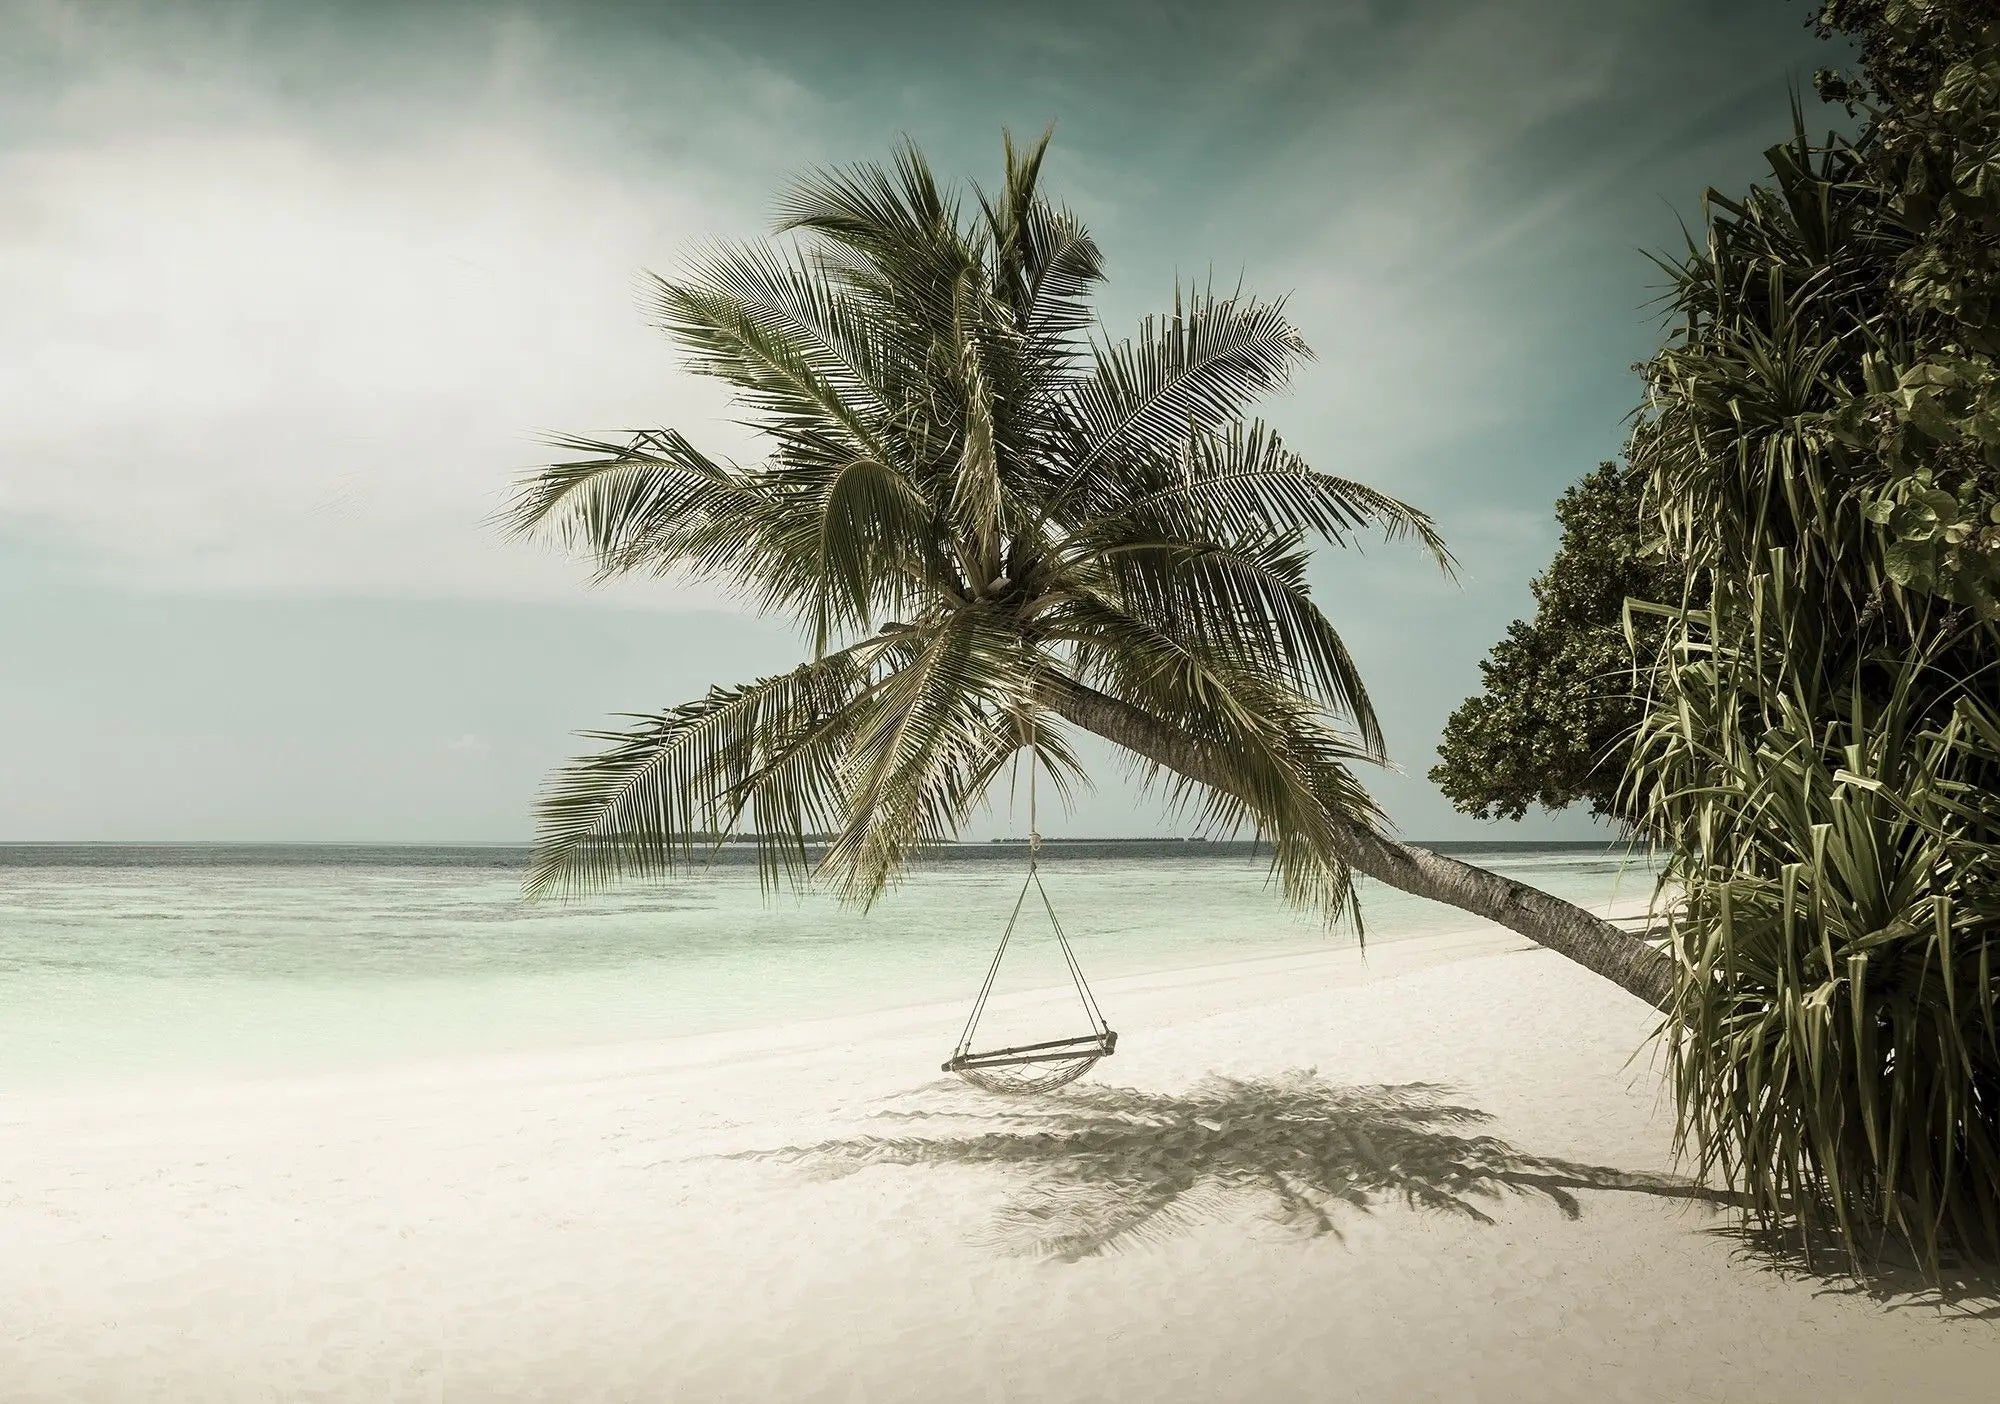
[0,0,1840,843]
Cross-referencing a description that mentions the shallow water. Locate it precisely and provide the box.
[0,841,1658,1086]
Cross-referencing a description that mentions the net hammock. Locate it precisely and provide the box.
[942,831,1116,1095]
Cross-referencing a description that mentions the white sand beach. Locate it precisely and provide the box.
[6,907,1997,1403]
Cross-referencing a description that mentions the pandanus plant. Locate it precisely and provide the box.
[505,133,1673,1009]
[1627,99,2000,1268]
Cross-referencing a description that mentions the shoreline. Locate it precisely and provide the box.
[1,892,1659,1111]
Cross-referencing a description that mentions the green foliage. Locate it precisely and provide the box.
[507,131,1448,919]
[1442,0,2000,1272]
[1839,353,2000,610]
[1628,3,2000,1273]
[1815,0,2000,225]
[1635,568,2000,1269]
[1813,1,2000,616]
[1431,462,1678,822]
[1814,1,1997,113]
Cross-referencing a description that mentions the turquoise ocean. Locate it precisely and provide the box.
[0,842,1658,1088]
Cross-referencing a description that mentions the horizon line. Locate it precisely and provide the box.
[0,836,1628,848]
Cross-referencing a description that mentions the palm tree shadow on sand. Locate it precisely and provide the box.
[734,1071,1736,1262]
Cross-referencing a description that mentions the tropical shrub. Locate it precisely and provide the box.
[1630,2,2000,1271]
[1440,0,2000,1271]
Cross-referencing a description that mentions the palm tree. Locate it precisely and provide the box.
[504,133,1673,1010]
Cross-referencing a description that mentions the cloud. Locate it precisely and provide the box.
[0,4,815,607]
[445,733,492,756]
[0,0,1810,624]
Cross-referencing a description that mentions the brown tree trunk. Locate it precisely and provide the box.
[1039,677,1675,1013]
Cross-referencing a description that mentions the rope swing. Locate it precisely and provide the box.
[942,708,1116,1094]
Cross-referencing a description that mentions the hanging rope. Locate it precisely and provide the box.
[943,699,1116,1093]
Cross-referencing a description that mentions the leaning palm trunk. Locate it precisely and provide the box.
[1042,678,1674,1008]
[508,133,1673,1015]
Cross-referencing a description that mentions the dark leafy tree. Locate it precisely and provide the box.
[1430,461,1679,823]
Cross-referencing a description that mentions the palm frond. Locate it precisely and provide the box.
[666,242,900,419]
[1056,528,1385,756]
[1041,289,1313,520]
[648,271,901,471]
[1135,422,1455,572]
[1049,603,1379,923]
[977,127,1103,354]
[500,430,767,584]
[525,639,889,899]
[946,264,1008,559]
[821,612,1039,901]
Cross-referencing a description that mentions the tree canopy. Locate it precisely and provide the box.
[1430,460,1678,823]
[506,130,1677,1007]
[1442,3,2000,834]
[508,133,1446,920]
